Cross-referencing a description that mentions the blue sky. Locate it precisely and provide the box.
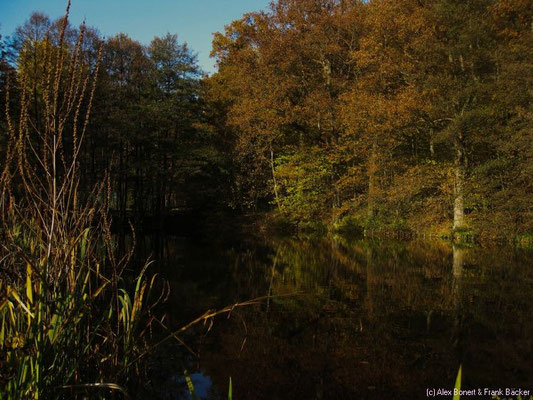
[0,0,270,74]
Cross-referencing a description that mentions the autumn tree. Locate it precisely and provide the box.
[210,0,363,221]
[208,0,531,239]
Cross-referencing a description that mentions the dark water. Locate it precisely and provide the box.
[139,234,533,400]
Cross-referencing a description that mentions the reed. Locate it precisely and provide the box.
[0,2,163,398]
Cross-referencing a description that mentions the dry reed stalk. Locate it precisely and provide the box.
[0,0,106,289]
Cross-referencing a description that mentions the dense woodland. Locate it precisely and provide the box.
[207,0,532,240]
[1,0,532,241]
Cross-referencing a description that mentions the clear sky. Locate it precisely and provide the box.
[0,0,270,74]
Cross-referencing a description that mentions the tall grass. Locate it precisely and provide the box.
[0,2,162,398]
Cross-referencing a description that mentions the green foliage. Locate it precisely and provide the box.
[275,148,334,224]
[0,246,155,399]
[332,216,364,236]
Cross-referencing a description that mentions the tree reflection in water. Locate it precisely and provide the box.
[142,235,533,400]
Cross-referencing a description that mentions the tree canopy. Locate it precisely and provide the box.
[2,0,531,240]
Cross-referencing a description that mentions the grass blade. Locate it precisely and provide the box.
[453,365,462,400]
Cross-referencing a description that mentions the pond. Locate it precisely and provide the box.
[138,233,533,400]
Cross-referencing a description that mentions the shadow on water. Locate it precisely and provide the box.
[137,233,533,400]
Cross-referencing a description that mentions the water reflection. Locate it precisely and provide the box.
[141,235,533,399]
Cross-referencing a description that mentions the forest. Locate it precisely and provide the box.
[2,0,531,241]
[0,0,531,398]
[206,0,531,241]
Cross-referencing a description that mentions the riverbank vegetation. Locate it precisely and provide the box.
[0,5,166,398]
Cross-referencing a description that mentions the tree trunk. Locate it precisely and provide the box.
[269,142,282,212]
[367,137,378,219]
[429,128,435,159]
[453,130,466,230]
[451,244,464,349]
[365,246,375,316]
[452,244,464,278]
